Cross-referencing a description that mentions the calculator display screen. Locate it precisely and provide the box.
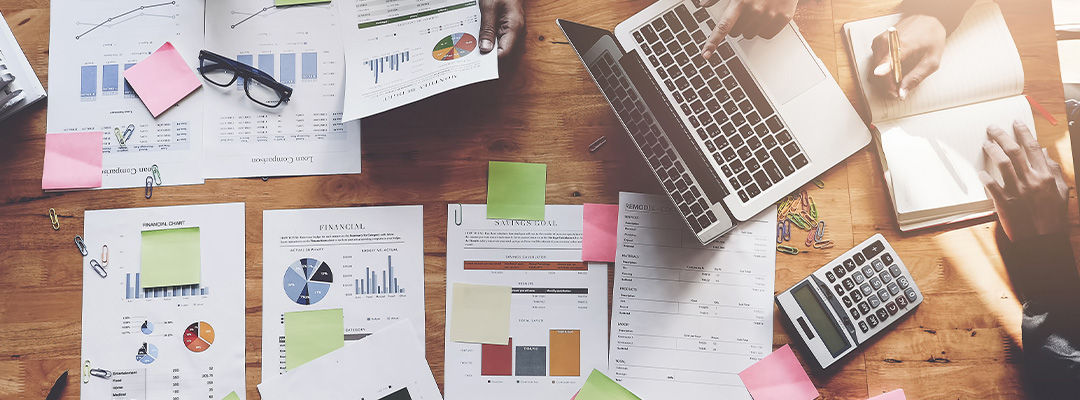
[793,285,850,355]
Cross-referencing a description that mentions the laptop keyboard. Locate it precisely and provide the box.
[591,53,720,234]
[632,4,808,202]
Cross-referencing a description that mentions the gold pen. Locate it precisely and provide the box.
[887,27,902,86]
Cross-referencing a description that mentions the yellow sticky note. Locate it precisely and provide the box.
[222,391,240,400]
[140,227,201,288]
[487,161,547,220]
[450,283,511,345]
[284,308,344,370]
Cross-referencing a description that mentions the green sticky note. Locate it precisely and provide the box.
[140,227,201,288]
[487,161,546,220]
[576,370,641,400]
[275,0,331,5]
[284,308,344,370]
[222,391,240,400]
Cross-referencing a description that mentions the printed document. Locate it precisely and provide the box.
[81,203,246,399]
[610,193,776,399]
[258,321,441,400]
[261,206,425,382]
[335,0,499,120]
[203,0,363,178]
[444,204,609,400]
[48,0,206,189]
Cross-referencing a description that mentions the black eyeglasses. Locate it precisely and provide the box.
[198,50,293,108]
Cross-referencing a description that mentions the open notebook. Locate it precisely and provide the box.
[844,1,1034,231]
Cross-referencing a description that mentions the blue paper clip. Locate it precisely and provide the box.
[782,220,791,241]
[816,220,826,240]
[776,222,785,244]
[122,124,135,144]
[74,235,88,256]
[90,259,107,278]
[145,176,153,199]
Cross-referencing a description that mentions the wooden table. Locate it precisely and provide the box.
[0,0,1075,398]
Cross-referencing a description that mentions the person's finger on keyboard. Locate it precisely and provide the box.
[698,0,798,60]
[979,121,1070,241]
[868,15,946,100]
[478,0,526,59]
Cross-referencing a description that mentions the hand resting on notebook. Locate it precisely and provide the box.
[979,121,1070,241]
[698,0,800,59]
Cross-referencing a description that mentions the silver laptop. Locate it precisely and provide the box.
[558,0,870,244]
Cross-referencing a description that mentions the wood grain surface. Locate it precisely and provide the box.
[0,0,1076,399]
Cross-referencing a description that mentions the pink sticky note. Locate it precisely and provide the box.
[582,204,618,263]
[42,132,103,190]
[868,389,906,400]
[124,42,201,117]
[738,345,819,400]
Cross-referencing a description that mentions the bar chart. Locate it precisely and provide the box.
[79,63,141,100]
[355,255,405,295]
[479,329,582,377]
[363,51,410,85]
[236,52,318,87]
[124,272,209,300]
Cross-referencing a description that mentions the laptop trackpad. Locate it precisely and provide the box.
[736,24,825,105]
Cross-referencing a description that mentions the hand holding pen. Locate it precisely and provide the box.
[869,14,947,100]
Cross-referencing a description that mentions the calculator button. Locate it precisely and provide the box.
[842,278,855,291]
[887,282,900,296]
[897,276,909,289]
[905,287,918,302]
[860,283,873,296]
[843,259,857,272]
[896,295,908,308]
[851,290,863,302]
[879,271,893,284]
[843,296,853,307]
[861,266,874,278]
[886,302,899,315]
[858,302,871,314]
[859,321,869,333]
[831,282,843,293]
[867,314,879,328]
[850,307,860,319]
[833,265,847,278]
[877,289,891,301]
[868,296,881,308]
[853,272,865,284]
[862,240,885,259]
[853,253,866,265]
[872,259,885,272]
[870,277,883,290]
[881,253,894,265]
[889,264,902,277]
[826,271,836,282]
[876,308,889,321]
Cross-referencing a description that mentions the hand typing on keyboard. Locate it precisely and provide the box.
[697,0,799,59]
[478,0,526,58]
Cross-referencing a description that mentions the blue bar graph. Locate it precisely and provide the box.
[123,63,136,96]
[280,53,296,84]
[81,65,97,98]
[301,52,317,80]
[125,272,209,300]
[102,64,119,94]
[356,255,405,295]
[258,54,275,79]
[237,54,254,89]
[364,51,410,84]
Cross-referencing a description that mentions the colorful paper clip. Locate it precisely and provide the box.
[48,208,60,231]
[588,136,608,153]
[82,360,91,383]
[788,213,810,230]
[122,124,135,144]
[777,222,785,244]
[89,368,112,379]
[151,164,162,185]
[777,244,800,255]
[813,178,825,189]
[145,176,153,199]
[800,191,809,210]
[816,221,826,240]
[801,211,814,227]
[113,127,125,146]
[74,235,88,256]
[101,245,109,267]
[90,259,107,278]
[809,197,819,221]
[805,225,818,247]
[813,240,835,250]
[782,220,791,241]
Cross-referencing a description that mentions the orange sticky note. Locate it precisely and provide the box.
[582,204,618,263]
[738,345,819,400]
[868,389,906,400]
[42,132,103,190]
[124,42,201,117]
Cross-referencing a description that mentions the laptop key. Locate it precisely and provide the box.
[737,171,752,185]
[730,159,745,174]
[747,137,761,149]
[723,101,738,114]
[677,31,691,45]
[771,148,795,175]
[692,30,706,43]
[738,100,753,114]
[694,8,710,22]
[766,115,782,131]
[762,136,777,149]
[663,12,683,32]
[721,122,735,135]
[675,5,698,32]
[792,154,808,169]
[746,183,761,197]
[753,170,772,190]
[642,25,659,42]
[718,42,735,59]
[783,142,800,157]
[747,111,761,126]
[745,158,760,172]
[706,100,721,113]
[763,160,783,182]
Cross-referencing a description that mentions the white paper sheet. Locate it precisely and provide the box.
[80,203,246,399]
[335,0,499,120]
[261,206,426,382]
[609,193,776,399]
[257,321,441,400]
[443,204,609,400]
[47,0,206,189]
[202,0,363,179]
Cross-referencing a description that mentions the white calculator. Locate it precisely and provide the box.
[775,234,922,370]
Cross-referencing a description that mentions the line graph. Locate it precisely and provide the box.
[230,3,334,29]
[230,6,275,29]
[75,1,177,40]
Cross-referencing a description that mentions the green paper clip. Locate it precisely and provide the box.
[813,178,825,189]
[777,244,800,255]
[151,164,162,186]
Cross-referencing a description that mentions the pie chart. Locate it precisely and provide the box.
[283,258,333,305]
[141,320,154,335]
[432,33,477,61]
[136,342,158,364]
[183,321,215,353]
